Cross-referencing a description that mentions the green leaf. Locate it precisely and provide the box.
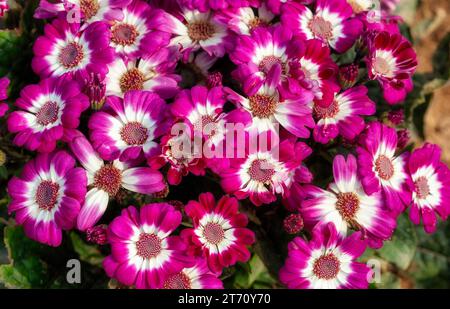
[233,254,277,289]
[69,232,104,267]
[0,264,31,288]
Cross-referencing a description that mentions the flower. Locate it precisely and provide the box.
[105,50,180,99]
[86,225,108,245]
[302,154,396,248]
[178,0,260,12]
[7,151,87,246]
[0,0,8,17]
[89,91,169,162]
[64,0,132,25]
[387,109,404,126]
[32,19,114,80]
[34,0,65,19]
[407,143,450,233]
[356,122,412,215]
[218,4,275,36]
[366,31,417,104]
[83,73,106,110]
[162,257,223,289]
[103,203,192,289]
[266,0,314,14]
[282,0,363,53]
[313,85,376,144]
[7,77,89,152]
[69,135,166,230]
[0,77,10,117]
[279,222,371,289]
[283,213,304,234]
[181,193,255,273]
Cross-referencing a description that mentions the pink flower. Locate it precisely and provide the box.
[0,77,10,117]
[0,0,8,17]
[178,0,260,12]
[181,193,255,273]
[103,203,193,289]
[217,4,275,36]
[7,77,89,153]
[64,0,132,25]
[408,143,450,233]
[7,151,87,246]
[34,0,65,19]
[279,222,371,289]
[266,0,314,14]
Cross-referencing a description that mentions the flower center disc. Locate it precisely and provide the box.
[313,100,340,119]
[93,165,122,196]
[313,253,340,280]
[414,176,430,199]
[163,272,191,289]
[248,159,275,183]
[36,101,60,126]
[187,22,215,41]
[375,155,394,180]
[203,222,225,245]
[120,68,145,93]
[58,42,84,69]
[80,0,100,20]
[249,94,277,118]
[120,122,148,145]
[308,15,333,41]
[258,56,283,75]
[136,233,162,259]
[111,23,139,46]
[373,56,392,76]
[35,180,60,210]
[336,192,360,222]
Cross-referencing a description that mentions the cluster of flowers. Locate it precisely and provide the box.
[2,0,449,289]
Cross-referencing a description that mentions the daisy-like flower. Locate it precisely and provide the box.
[162,8,232,57]
[281,0,363,53]
[108,0,170,58]
[221,135,311,206]
[407,143,450,233]
[105,50,180,99]
[366,31,417,104]
[227,70,314,138]
[302,154,396,248]
[312,85,376,144]
[162,257,223,289]
[0,77,9,117]
[64,0,132,25]
[32,19,114,79]
[356,122,412,215]
[279,222,371,289]
[89,91,169,162]
[7,151,87,246]
[103,203,193,289]
[7,78,89,153]
[181,193,255,273]
[69,135,166,231]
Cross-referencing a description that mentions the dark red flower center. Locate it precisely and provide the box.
[187,22,215,41]
[258,55,285,75]
[203,222,225,245]
[414,176,430,199]
[163,272,191,289]
[336,192,360,221]
[36,101,60,126]
[80,0,99,20]
[93,164,122,196]
[35,180,60,211]
[375,155,394,180]
[136,233,162,259]
[308,15,333,41]
[313,253,340,280]
[58,42,84,69]
[120,68,145,93]
[249,94,277,118]
[120,122,149,145]
[111,23,139,46]
[313,100,340,119]
[248,159,275,183]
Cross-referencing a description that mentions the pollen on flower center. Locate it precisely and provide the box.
[80,0,100,20]
[120,68,145,93]
[136,233,162,259]
[258,56,285,75]
[248,17,265,30]
[313,100,340,119]
[194,115,216,134]
[187,21,215,42]
[336,192,360,221]
[313,253,340,280]
[35,180,60,210]
[203,222,225,245]
[375,155,394,180]
[36,101,60,126]
[414,176,430,199]
[120,122,149,145]
[163,272,191,289]
[248,159,275,183]
[58,42,84,69]
[249,94,277,118]
[111,23,139,46]
[308,15,333,41]
[93,164,122,196]
[373,56,392,76]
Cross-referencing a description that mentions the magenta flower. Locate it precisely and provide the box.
[64,0,132,25]
[0,0,8,17]
[408,143,450,233]
[34,0,65,19]
[281,0,363,53]
[302,154,396,248]
[217,4,275,36]
[266,0,315,14]
[69,135,166,230]
[7,77,89,153]
[178,0,260,12]
[357,122,412,215]
[0,77,9,117]
[7,151,87,246]
[366,31,417,104]
[89,91,169,162]
[103,203,193,289]
[313,85,376,144]
[279,222,371,289]
[181,193,255,273]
